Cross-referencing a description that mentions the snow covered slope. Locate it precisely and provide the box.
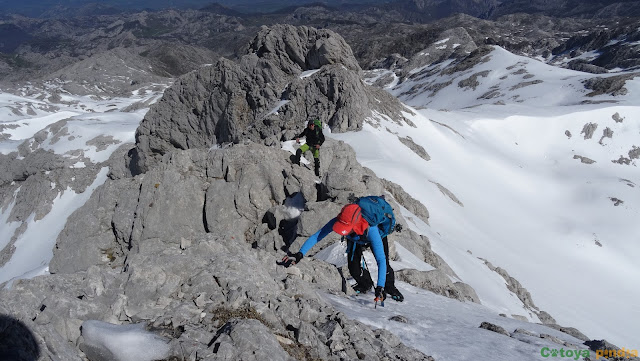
[0,82,168,285]
[341,45,640,347]
[0,82,166,157]
[371,45,638,109]
[325,256,592,361]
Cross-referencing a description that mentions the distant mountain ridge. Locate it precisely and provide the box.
[0,0,382,18]
[1,1,639,86]
[2,0,640,19]
[374,0,640,20]
[492,0,640,18]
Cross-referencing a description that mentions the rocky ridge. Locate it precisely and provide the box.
[0,25,442,361]
[1,133,441,361]
[132,24,410,172]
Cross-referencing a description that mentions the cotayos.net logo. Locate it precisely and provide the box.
[540,347,639,360]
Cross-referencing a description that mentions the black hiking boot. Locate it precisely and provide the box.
[386,286,404,302]
[314,158,320,176]
[352,283,372,294]
[294,149,302,165]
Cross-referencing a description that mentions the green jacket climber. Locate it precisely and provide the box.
[294,119,325,176]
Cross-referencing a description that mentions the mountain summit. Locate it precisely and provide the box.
[132,24,409,172]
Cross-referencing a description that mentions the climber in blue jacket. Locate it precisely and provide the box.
[282,203,404,302]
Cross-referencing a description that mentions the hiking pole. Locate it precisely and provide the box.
[363,255,384,308]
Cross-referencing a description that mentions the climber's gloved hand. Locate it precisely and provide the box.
[374,286,385,301]
[395,224,403,233]
[280,252,303,267]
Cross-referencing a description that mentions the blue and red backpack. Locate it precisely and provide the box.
[355,196,396,238]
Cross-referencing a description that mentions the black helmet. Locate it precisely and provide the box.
[308,120,315,126]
